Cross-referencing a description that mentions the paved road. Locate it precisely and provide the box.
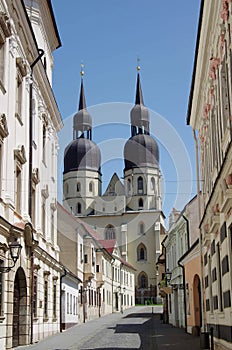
[18,306,200,350]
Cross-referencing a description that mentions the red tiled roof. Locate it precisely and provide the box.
[98,239,117,254]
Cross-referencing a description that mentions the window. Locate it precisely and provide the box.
[138,176,143,193]
[77,202,81,214]
[44,280,48,318]
[50,210,55,243]
[151,177,155,192]
[15,165,22,213]
[42,199,46,235]
[33,275,38,317]
[67,292,69,314]
[53,280,57,319]
[42,122,46,164]
[70,293,72,314]
[65,183,69,195]
[137,243,147,261]
[89,182,93,192]
[31,186,36,225]
[138,198,143,209]
[0,43,5,89]
[77,182,81,192]
[138,272,148,289]
[104,224,116,240]
[84,254,88,263]
[127,179,132,194]
[15,73,22,118]
[80,244,83,263]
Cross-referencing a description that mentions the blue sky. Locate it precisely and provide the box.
[52,1,201,222]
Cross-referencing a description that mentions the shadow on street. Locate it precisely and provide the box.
[80,312,200,350]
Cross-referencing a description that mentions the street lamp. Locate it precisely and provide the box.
[0,241,22,273]
[165,269,172,285]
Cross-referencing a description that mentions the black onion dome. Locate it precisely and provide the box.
[124,134,159,171]
[64,138,101,174]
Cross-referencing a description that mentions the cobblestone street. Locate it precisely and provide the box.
[17,306,200,350]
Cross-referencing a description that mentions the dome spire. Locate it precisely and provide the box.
[78,63,87,111]
[73,64,92,140]
[130,61,149,136]
[135,58,144,105]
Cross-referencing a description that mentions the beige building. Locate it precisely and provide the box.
[187,0,232,349]
[63,69,165,304]
[0,0,62,348]
[58,203,135,327]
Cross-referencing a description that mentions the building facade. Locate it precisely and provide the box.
[58,203,135,327]
[164,196,201,333]
[63,67,165,304]
[0,0,62,348]
[187,1,232,349]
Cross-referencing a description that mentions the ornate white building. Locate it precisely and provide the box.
[63,67,165,304]
[187,0,232,349]
[0,0,62,348]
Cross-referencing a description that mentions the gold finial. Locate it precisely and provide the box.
[80,63,85,77]
[137,57,141,71]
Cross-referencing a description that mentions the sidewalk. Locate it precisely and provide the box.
[17,306,200,350]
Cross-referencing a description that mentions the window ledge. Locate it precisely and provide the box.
[43,317,49,322]
[0,315,5,323]
[15,112,23,126]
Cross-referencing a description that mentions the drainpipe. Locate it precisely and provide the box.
[60,268,66,332]
[111,258,115,313]
[182,215,190,250]
[178,260,187,333]
[192,129,205,332]
[29,49,45,344]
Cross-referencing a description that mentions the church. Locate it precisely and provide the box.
[63,66,165,303]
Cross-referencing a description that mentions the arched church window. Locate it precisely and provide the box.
[138,271,148,289]
[138,176,143,193]
[65,183,69,195]
[77,202,81,214]
[77,182,81,192]
[151,177,155,192]
[137,243,147,261]
[104,224,116,240]
[89,182,93,193]
[127,179,132,194]
[138,198,143,209]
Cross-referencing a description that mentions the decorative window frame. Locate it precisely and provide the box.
[0,12,11,93]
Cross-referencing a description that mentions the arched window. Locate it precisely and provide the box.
[138,176,143,193]
[77,182,81,192]
[77,202,81,214]
[89,182,93,193]
[65,183,69,195]
[104,224,116,240]
[138,271,148,289]
[138,222,144,234]
[127,179,132,194]
[137,243,147,261]
[138,198,143,209]
[151,177,155,192]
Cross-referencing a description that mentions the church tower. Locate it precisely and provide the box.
[124,65,162,211]
[63,68,102,215]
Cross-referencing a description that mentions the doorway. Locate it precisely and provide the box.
[13,268,27,347]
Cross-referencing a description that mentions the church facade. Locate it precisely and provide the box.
[63,67,165,304]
